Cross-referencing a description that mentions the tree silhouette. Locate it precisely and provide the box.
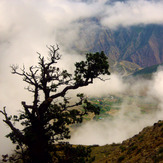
[0,45,110,163]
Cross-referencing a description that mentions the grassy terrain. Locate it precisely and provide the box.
[87,95,122,120]
[90,120,163,163]
[83,94,158,121]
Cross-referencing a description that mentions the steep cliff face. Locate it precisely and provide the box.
[109,25,163,68]
[77,23,163,69]
[126,25,163,67]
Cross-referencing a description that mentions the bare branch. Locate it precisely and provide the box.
[0,107,25,143]
[96,76,110,81]
[62,94,85,110]
[50,79,93,100]
[11,65,36,86]
[46,45,60,62]
[21,101,34,110]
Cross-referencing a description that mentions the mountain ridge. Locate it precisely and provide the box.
[76,22,163,70]
[90,120,163,163]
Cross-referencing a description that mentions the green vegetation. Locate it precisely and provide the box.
[158,147,163,154]
[132,63,163,79]
[119,146,126,152]
[86,95,122,120]
[83,94,157,121]
[138,134,144,142]
[118,155,125,162]
[127,145,138,154]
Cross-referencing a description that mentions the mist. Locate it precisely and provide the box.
[70,69,163,145]
[1,0,163,157]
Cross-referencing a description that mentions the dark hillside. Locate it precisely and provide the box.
[91,120,163,163]
[131,63,163,79]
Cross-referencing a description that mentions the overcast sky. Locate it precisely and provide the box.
[1,0,163,157]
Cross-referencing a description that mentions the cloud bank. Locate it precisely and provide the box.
[1,0,163,157]
[70,69,163,145]
[101,0,163,29]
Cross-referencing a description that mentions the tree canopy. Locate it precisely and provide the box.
[1,45,110,163]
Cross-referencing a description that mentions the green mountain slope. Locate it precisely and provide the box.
[131,63,163,79]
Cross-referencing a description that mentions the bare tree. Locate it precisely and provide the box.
[1,45,110,163]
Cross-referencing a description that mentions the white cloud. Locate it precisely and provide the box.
[101,0,163,29]
[70,69,163,145]
[1,0,163,158]
[75,74,127,97]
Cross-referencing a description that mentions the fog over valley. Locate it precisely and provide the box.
[70,70,163,145]
[1,0,163,157]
